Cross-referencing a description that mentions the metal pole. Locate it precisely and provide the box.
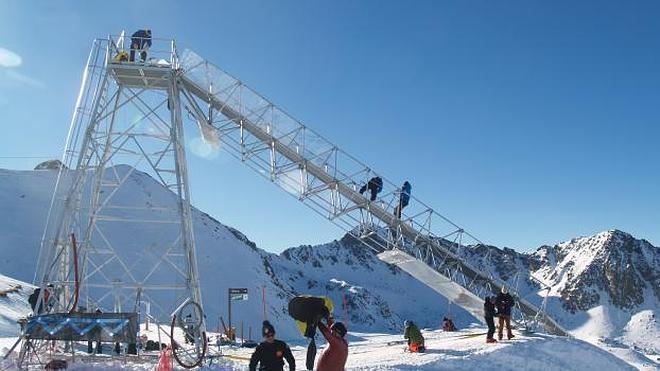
[227,289,232,338]
[262,286,266,321]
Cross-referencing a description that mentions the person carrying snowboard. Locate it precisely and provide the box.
[316,317,348,371]
[403,320,425,353]
[249,321,295,371]
[484,296,497,343]
[496,286,515,340]
[288,296,333,370]
[359,176,383,201]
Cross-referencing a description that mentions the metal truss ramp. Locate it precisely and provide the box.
[175,50,568,336]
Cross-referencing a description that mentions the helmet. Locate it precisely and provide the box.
[330,322,347,337]
[404,320,412,327]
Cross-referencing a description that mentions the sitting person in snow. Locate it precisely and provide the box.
[403,320,425,353]
[316,317,348,371]
[442,317,457,332]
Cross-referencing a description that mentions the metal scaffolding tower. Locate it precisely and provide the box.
[34,35,205,339]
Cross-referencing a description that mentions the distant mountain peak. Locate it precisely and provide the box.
[34,159,67,171]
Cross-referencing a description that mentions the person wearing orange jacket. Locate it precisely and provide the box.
[316,317,348,371]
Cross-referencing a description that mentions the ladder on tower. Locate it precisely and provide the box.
[174,50,568,336]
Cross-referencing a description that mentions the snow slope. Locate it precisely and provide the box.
[0,165,658,368]
[0,328,641,370]
[0,166,467,340]
[0,274,33,337]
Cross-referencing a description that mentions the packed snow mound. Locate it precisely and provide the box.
[0,274,33,337]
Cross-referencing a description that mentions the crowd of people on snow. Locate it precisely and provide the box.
[245,287,516,370]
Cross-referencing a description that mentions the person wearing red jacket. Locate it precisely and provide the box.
[316,318,348,371]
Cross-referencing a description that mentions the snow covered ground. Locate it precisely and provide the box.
[2,327,652,370]
[0,273,33,337]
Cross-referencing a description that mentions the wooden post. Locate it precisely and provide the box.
[228,288,232,336]
[220,316,228,335]
[342,293,348,325]
[262,285,266,321]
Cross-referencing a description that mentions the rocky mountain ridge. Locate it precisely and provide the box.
[0,165,657,354]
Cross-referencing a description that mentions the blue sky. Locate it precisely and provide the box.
[1,1,658,252]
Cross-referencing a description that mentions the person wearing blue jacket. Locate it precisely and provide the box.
[394,181,412,218]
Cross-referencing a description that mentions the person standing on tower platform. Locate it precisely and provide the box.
[359,176,383,201]
[394,181,412,218]
[130,29,152,62]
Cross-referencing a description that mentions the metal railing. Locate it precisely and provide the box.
[106,33,177,68]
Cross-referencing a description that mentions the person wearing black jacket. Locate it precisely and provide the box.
[484,296,497,343]
[130,29,152,62]
[249,321,295,371]
[359,176,383,201]
[495,286,515,340]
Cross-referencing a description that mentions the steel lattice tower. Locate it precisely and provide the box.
[35,35,204,329]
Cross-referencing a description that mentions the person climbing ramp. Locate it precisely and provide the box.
[249,321,295,371]
[394,181,412,218]
[359,176,383,201]
[403,320,425,353]
[484,296,497,343]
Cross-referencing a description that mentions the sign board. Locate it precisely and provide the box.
[229,288,248,301]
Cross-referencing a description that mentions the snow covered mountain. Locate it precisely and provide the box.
[0,165,466,341]
[0,164,657,359]
[456,230,659,354]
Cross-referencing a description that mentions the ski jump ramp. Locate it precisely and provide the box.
[40,36,567,338]
[175,49,567,336]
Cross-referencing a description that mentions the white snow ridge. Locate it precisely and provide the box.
[0,165,658,370]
